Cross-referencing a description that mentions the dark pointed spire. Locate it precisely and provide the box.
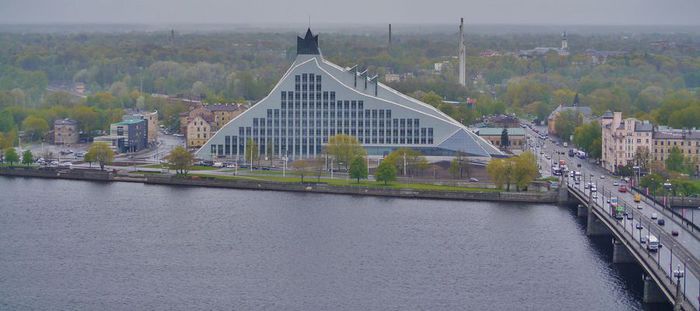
[297,28,320,55]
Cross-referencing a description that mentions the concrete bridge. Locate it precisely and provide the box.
[564,181,699,310]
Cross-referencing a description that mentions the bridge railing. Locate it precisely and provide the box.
[568,183,699,310]
[631,185,699,234]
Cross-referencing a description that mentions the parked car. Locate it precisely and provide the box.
[657,219,665,226]
[469,177,479,182]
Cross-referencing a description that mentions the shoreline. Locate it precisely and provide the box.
[0,167,558,204]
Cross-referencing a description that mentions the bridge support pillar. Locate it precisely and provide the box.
[586,207,612,236]
[557,184,569,205]
[612,239,634,264]
[577,204,587,217]
[642,275,666,304]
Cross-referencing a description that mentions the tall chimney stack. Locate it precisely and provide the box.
[458,18,466,87]
[389,24,392,46]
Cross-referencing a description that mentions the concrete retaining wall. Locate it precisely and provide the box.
[0,167,557,204]
[0,167,112,181]
[144,175,558,203]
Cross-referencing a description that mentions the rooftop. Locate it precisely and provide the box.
[54,118,77,126]
[113,119,145,126]
[654,130,700,140]
[207,103,240,112]
[474,127,526,136]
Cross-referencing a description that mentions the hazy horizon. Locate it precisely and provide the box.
[1,0,699,26]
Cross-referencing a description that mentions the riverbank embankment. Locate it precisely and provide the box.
[0,167,557,204]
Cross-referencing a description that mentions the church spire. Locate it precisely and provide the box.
[297,28,320,55]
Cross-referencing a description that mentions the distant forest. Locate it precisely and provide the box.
[0,29,699,147]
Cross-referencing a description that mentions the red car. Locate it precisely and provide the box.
[618,185,628,193]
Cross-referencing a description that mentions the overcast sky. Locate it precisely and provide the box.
[0,0,699,26]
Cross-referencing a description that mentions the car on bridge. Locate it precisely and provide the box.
[647,235,659,252]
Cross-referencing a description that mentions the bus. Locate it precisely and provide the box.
[615,205,625,220]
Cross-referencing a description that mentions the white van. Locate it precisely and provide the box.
[647,235,659,252]
[213,162,224,168]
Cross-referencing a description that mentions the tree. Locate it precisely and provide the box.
[501,128,510,148]
[554,110,582,142]
[512,151,538,191]
[245,138,259,165]
[21,149,33,165]
[71,105,99,133]
[165,146,193,175]
[349,155,368,183]
[486,152,537,191]
[448,152,469,179]
[633,147,651,173]
[487,158,514,191]
[375,160,397,185]
[665,146,685,173]
[85,142,115,170]
[4,147,18,166]
[291,159,315,183]
[21,115,49,141]
[573,121,602,158]
[4,147,19,166]
[449,158,461,179]
[640,173,663,195]
[326,134,365,170]
[383,147,428,177]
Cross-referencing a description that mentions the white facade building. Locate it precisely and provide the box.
[195,29,502,161]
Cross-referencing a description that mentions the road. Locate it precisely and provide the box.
[525,123,700,309]
[525,124,699,258]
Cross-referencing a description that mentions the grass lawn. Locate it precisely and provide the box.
[139,164,218,171]
[189,172,495,193]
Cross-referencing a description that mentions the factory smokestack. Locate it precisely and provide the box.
[389,24,392,46]
[458,18,466,87]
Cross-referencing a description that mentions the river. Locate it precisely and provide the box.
[0,176,671,310]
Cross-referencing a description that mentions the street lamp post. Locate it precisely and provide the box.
[664,180,672,210]
[672,265,684,311]
[282,155,288,177]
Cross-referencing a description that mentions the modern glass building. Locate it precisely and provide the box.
[195,29,503,161]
